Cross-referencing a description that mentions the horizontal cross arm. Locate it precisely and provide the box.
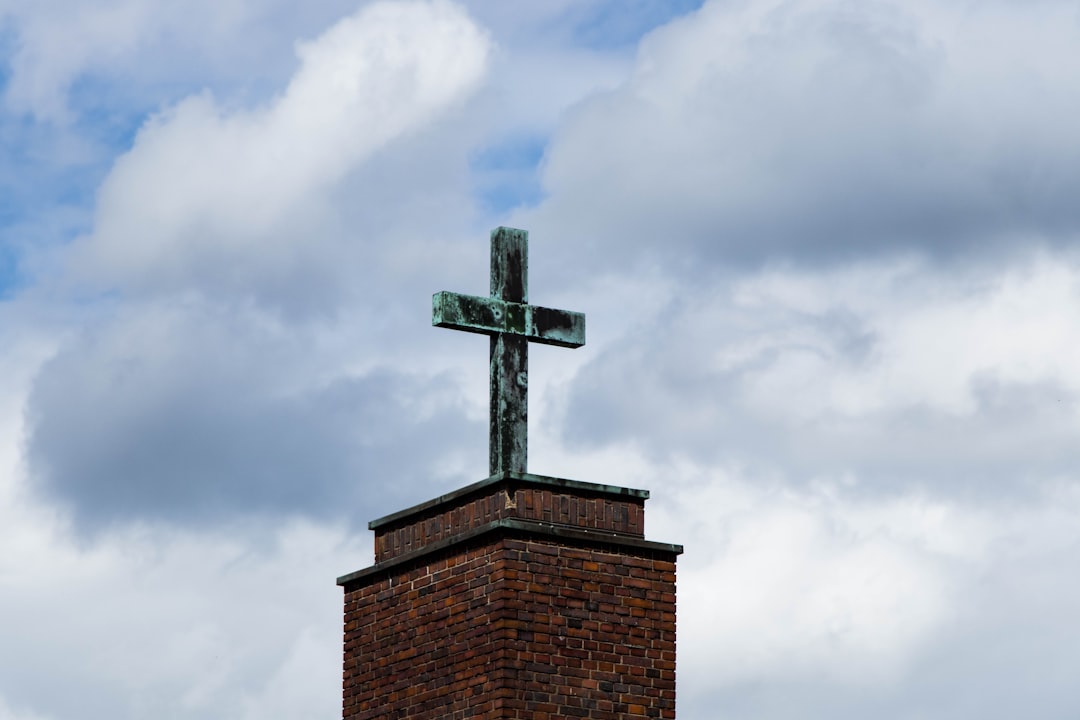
[433,291,585,348]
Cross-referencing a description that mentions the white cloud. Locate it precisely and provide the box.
[0,432,364,720]
[236,626,342,720]
[12,3,498,536]
[577,450,1080,719]
[1,0,158,121]
[733,253,1080,418]
[676,483,952,687]
[0,696,51,720]
[0,0,362,122]
[70,0,490,304]
[561,252,1080,494]
[7,1,1080,718]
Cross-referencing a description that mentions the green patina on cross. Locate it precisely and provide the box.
[433,227,586,475]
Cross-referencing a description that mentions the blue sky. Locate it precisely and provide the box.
[3,1,1080,718]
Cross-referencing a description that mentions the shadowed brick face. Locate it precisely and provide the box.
[339,473,682,719]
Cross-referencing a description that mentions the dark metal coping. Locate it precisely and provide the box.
[368,472,651,531]
[337,517,683,587]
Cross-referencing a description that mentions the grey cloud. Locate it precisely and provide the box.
[25,304,482,535]
[523,0,1080,275]
[801,377,1080,493]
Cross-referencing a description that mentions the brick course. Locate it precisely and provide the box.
[370,473,648,562]
[339,473,681,719]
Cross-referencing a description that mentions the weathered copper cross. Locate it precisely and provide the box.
[433,227,586,475]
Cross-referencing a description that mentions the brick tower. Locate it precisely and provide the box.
[338,228,682,718]
[338,472,682,718]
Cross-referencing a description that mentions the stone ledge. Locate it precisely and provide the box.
[338,517,683,588]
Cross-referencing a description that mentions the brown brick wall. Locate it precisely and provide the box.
[374,485,645,562]
[342,528,678,719]
[496,537,677,719]
[343,540,508,719]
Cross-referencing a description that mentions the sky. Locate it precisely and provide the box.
[2,0,1080,717]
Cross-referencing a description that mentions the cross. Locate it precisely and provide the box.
[433,227,586,476]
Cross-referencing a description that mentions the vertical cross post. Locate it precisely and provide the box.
[489,227,529,475]
[432,227,586,477]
